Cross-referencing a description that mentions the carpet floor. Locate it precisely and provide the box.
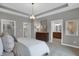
[47,39,79,56]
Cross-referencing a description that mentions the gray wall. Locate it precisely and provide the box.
[39,8,79,47]
[0,11,30,38]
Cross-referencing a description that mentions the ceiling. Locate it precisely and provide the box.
[0,3,79,18]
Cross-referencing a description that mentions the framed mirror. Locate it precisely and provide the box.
[23,22,31,38]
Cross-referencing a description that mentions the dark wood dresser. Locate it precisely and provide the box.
[36,32,49,42]
[53,32,61,39]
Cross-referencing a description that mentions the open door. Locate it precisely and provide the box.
[51,20,63,44]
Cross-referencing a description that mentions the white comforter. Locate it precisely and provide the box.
[2,52,14,56]
[13,38,50,56]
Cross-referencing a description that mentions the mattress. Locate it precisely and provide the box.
[13,38,50,56]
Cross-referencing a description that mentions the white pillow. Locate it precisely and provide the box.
[0,38,3,55]
[2,34,14,52]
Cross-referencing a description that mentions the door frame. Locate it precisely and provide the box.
[51,19,63,44]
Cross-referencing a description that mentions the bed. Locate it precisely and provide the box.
[13,38,50,56]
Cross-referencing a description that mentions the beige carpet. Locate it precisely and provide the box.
[47,39,79,56]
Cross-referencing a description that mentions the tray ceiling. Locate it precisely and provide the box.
[0,3,79,18]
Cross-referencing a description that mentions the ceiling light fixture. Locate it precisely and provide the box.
[30,3,36,20]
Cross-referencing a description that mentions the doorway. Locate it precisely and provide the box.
[51,20,63,44]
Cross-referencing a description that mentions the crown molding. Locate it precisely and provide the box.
[0,4,29,18]
[35,4,68,16]
[37,4,79,19]
[0,4,79,19]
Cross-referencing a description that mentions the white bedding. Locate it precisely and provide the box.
[2,52,14,56]
[14,38,50,56]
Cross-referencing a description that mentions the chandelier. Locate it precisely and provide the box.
[30,3,36,20]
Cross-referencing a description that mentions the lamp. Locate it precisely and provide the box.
[30,3,36,20]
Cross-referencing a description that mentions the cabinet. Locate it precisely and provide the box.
[36,32,49,42]
[53,32,61,39]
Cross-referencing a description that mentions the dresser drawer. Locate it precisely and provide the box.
[36,32,49,42]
